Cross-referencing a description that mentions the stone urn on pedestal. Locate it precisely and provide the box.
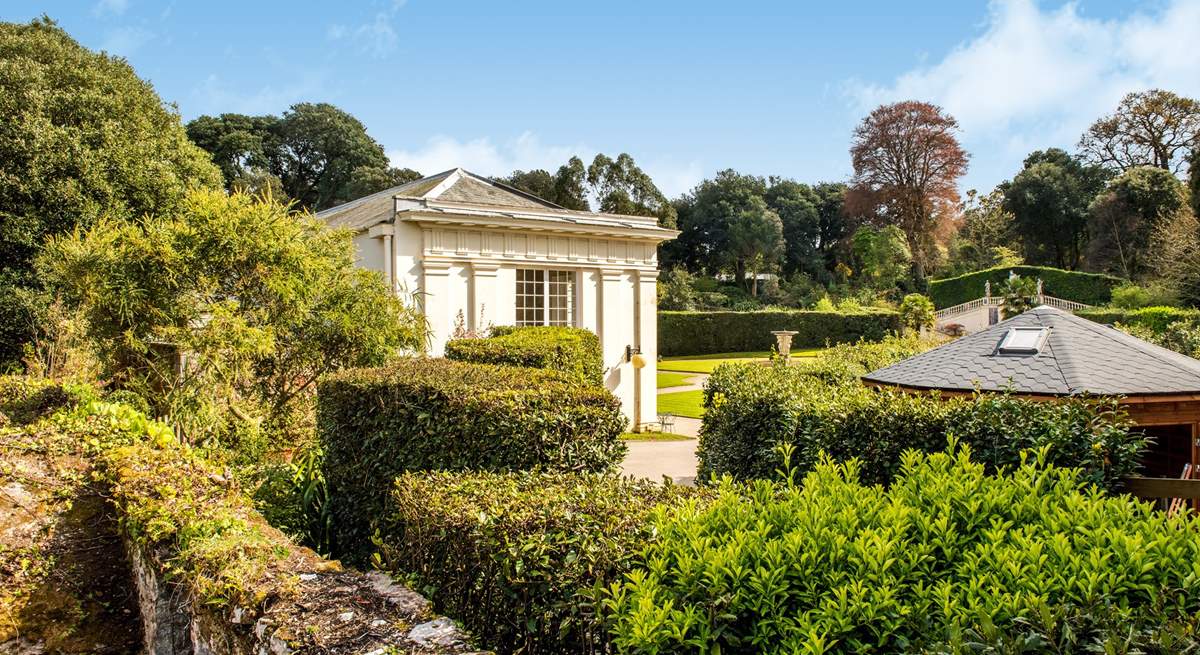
[771,330,799,359]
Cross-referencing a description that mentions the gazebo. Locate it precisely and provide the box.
[863,306,1200,479]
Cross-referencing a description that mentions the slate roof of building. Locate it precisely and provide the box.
[316,168,598,231]
[862,306,1200,396]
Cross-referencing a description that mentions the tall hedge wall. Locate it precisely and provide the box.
[317,358,628,562]
[928,265,1124,308]
[658,309,901,356]
[444,326,603,384]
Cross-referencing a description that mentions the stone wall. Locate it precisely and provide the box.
[127,540,486,654]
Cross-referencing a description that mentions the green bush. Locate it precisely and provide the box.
[1077,305,1200,332]
[658,309,901,356]
[0,375,96,425]
[928,265,1124,308]
[897,293,935,331]
[318,358,628,561]
[378,471,702,654]
[445,326,603,384]
[604,447,1200,653]
[698,363,1143,490]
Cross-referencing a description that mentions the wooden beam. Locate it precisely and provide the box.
[1121,476,1200,499]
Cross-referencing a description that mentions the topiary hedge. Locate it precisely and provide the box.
[928,265,1124,308]
[605,447,1200,653]
[378,471,703,655]
[318,358,628,562]
[658,309,901,356]
[445,326,603,384]
[698,362,1143,490]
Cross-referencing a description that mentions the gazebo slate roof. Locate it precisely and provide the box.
[862,306,1200,397]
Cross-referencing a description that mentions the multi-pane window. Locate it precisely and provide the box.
[516,269,575,326]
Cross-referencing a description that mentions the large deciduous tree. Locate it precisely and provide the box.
[0,17,223,367]
[1001,149,1108,270]
[848,101,968,284]
[40,189,426,446]
[946,189,1019,275]
[1087,166,1189,279]
[1189,147,1200,218]
[681,170,769,283]
[1078,89,1200,175]
[186,104,418,211]
[851,225,912,291]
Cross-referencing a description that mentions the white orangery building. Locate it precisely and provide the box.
[317,168,678,428]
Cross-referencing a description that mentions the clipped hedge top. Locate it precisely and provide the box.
[928,265,1124,308]
[444,326,603,384]
[324,356,588,395]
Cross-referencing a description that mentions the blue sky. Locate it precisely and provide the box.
[7,1,1200,197]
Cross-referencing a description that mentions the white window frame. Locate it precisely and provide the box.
[516,268,575,327]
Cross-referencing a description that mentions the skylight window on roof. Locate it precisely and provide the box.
[997,327,1049,355]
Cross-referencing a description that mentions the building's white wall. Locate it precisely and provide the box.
[351,232,385,273]
[350,219,666,428]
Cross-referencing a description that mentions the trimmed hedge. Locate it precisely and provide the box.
[445,326,603,384]
[658,309,901,356]
[928,265,1124,308]
[1077,305,1200,332]
[378,471,703,655]
[605,448,1200,653]
[318,358,628,561]
[698,362,1143,490]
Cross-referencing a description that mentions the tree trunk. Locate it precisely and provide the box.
[735,258,746,290]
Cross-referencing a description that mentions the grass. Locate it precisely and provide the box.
[621,432,692,441]
[657,389,705,419]
[657,371,696,389]
[659,349,823,374]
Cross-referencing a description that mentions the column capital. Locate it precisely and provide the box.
[599,268,625,282]
[471,261,500,276]
[422,260,453,277]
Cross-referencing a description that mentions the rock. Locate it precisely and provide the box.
[364,571,431,616]
[338,611,354,622]
[298,573,317,582]
[409,617,464,648]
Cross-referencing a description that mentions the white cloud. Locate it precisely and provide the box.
[92,0,129,17]
[387,132,704,198]
[845,0,1200,189]
[326,1,407,58]
[100,25,153,57]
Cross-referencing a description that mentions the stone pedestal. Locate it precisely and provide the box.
[771,330,799,358]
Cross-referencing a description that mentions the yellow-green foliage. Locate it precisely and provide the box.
[604,447,1200,653]
[102,430,322,609]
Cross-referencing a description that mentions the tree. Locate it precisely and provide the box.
[1153,208,1200,306]
[187,103,406,211]
[0,18,223,367]
[657,267,696,310]
[765,178,822,277]
[1078,89,1200,175]
[726,197,784,297]
[998,274,1038,319]
[1087,166,1190,279]
[850,225,912,291]
[813,183,851,275]
[497,157,589,210]
[40,189,427,446]
[1189,147,1200,218]
[946,189,1019,275]
[898,294,936,332]
[587,153,677,227]
[683,170,770,283]
[1001,149,1108,270]
[848,101,968,284]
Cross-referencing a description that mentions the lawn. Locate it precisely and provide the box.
[659,349,823,374]
[657,371,697,389]
[657,389,705,419]
[620,431,693,441]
